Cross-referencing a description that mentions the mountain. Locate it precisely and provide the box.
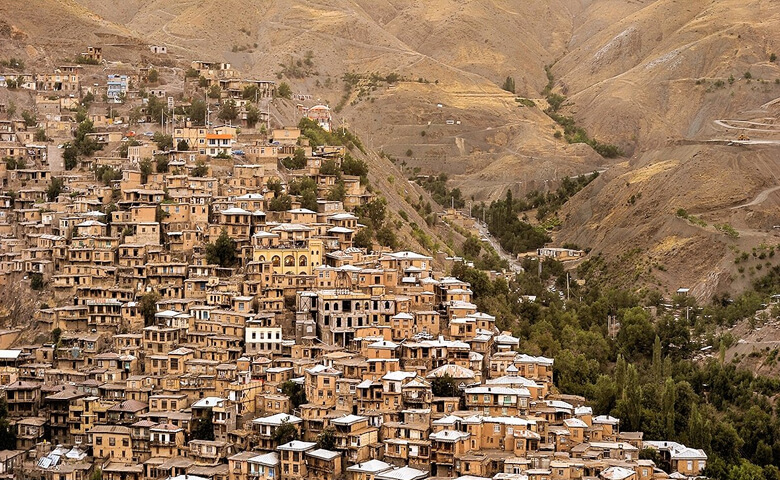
[3,0,780,296]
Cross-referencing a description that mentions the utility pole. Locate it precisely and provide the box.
[567,273,570,301]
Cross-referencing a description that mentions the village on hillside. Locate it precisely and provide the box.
[0,47,707,480]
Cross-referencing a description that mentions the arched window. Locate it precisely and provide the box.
[299,256,308,266]
[271,256,280,267]
[325,303,330,311]
[258,255,266,262]
[284,255,295,267]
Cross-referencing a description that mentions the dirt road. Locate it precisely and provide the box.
[474,221,524,273]
[731,185,780,209]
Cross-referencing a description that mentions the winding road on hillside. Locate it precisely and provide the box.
[731,185,780,209]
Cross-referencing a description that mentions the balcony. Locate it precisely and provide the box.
[402,392,431,404]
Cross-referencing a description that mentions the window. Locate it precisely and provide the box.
[494,424,501,433]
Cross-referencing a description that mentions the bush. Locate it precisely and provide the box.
[546,93,566,112]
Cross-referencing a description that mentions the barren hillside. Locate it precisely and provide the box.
[3,0,780,295]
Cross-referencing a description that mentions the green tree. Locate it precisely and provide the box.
[246,104,260,127]
[46,177,64,202]
[139,291,161,326]
[431,373,458,397]
[63,144,78,170]
[376,226,398,249]
[205,229,238,267]
[711,419,742,464]
[268,194,292,211]
[282,148,307,169]
[280,381,307,408]
[208,84,221,99]
[277,82,292,99]
[327,181,346,202]
[139,158,153,183]
[153,132,173,151]
[51,327,62,344]
[155,155,169,173]
[315,427,336,450]
[242,84,259,100]
[320,159,340,176]
[145,95,165,124]
[502,76,516,93]
[728,460,765,480]
[185,68,199,78]
[30,273,44,290]
[617,307,655,359]
[462,235,483,259]
[218,99,238,122]
[615,363,641,431]
[288,177,317,196]
[95,165,122,185]
[177,139,189,151]
[147,69,159,83]
[0,403,13,450]
[353,228,373,250]
[592,375,618,414]
[662,377,676,439]
[34,128,48,142]
[755,440,773,467]
[688,402,712,452]
[341,154,368,178]
[21,110,37,127]
[191,412,215,441]
[191,159,209,177]
[267,178,284,196]
[273,420,299,445]
[300,189,318,212]
[652,335,663,382]
[189,98,207,126]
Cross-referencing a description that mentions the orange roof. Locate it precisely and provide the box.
[206,134,233,140]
